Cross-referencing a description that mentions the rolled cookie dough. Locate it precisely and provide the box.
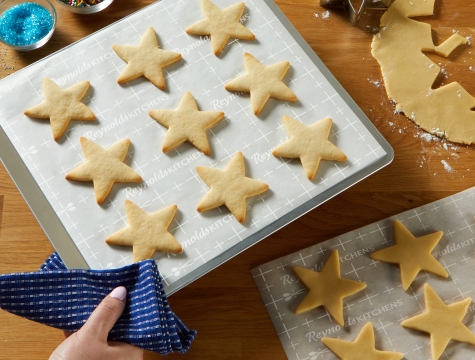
[371,0,474,144]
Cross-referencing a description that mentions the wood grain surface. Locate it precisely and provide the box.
[1,0,474,358]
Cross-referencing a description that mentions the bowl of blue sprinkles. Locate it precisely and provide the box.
[0,0,56,50]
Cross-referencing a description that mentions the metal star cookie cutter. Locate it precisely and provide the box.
[320,0,391,25]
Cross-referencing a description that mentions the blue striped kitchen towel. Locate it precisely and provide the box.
[0,252,196,355]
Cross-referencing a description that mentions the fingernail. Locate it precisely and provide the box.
[110,286,127,301]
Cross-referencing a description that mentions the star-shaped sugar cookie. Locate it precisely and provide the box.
[401,284,475,360]
[112,27,182,89]
[225,52,297,115]
[293,250,367,326]
[272,116,347,180]
[149,92,224,155]
[322,322,404,360]
[24,78,96,141]
[196,152,269,222]
[65,138,142,205]
[186,0,255,56]
[106,201,183,262]
[370,220,448,291]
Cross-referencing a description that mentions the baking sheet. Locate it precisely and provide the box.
[0,0,392,294]
[251,186,475,359]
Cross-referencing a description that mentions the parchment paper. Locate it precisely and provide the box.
[251,187,475,359]
[0,0,386,291]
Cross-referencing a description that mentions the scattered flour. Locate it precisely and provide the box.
[416,132,441,142]
[322,10,330,19]
[420,133,434,142]
[441,68,447,77]
[397,124,463,174]
[431,128,445,138]
[367,78,381,87]
[419,156,427,168]
[441,160,453,172]
[314,13,319,18]
[388,122,394,126]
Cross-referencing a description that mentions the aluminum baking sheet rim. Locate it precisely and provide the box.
[0,0,394,295]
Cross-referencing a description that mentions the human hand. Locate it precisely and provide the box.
[49,286,143,360]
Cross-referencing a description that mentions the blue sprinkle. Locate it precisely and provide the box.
[0,3,53,46]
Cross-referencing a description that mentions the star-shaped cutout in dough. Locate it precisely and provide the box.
[65,138,142,205]
[112,27,182,89]
[322,322,404,360]
[401,284,475,360]
[272,116,347,180]
[186,0,255,56]
[225,52,297,115]
[370,220,448,291]
[293,250,367,326]
[196,152,269,222]
[24,78,96,141]
[149,92,224,155]
[106,201,183,262]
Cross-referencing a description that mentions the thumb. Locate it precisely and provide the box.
[80,286,127,342]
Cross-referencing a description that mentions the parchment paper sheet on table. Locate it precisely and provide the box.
[0,0,386,292]
[252,186,475,360]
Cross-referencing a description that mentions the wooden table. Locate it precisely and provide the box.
[0,0,474,358]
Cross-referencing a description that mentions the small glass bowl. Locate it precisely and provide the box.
[54,0,113,14]
[0,0,57,51]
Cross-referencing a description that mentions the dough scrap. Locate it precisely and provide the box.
[196,151,269,223]
[149,91,224,155]
[272,116,346,180]
[186,0,255,56]
[106,200,183,262]
[322,322,404,360]
[65,137,142,205]
[293,250,367,326]
[225,52,297,115]
[371,0,474,144]
[24,78,96,141]
[370,220,448,291]
[401,284,475,360]
[112,27,182,90]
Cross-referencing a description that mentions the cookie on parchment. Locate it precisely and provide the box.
[106,200,183,262]
[293,250,367,326]
[24,78,96,141]
[186,0,255,56]
[112,27,182,89]
[196,151,268,223]
[149,91,224,155]
[65,137,142,205]
[225,52,297,115]
[401,284,475,360]
[272,116,346,180]
[322,322,404,360]
[370,220,448,291]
